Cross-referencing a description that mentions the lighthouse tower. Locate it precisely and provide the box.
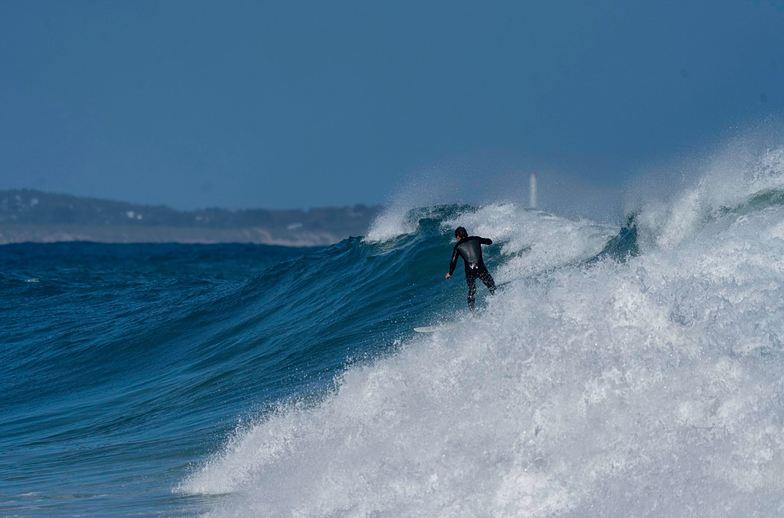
[529,172,538,209]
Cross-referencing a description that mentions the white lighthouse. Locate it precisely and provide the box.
[529,172,538,209]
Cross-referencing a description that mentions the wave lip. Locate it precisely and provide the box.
[635,145,784,251]
[364,204,419,243]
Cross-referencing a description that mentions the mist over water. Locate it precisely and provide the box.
[179,140,784,516]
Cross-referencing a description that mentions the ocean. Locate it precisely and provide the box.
[3,147,784,516]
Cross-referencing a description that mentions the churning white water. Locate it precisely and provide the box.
[182,144,784,517]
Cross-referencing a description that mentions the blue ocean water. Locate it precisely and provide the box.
[1,212,482,516]
[4,146,784,516]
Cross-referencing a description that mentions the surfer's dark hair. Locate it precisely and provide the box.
[455,226,468,239]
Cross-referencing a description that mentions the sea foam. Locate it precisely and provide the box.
[181,145,784,517]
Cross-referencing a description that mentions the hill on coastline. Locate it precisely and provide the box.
[0,190,380,246]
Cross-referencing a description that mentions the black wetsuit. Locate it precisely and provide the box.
[449,236,496,310]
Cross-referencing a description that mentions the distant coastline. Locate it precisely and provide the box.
[0,190,380,246]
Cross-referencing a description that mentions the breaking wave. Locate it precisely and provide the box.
[178,144,784,516]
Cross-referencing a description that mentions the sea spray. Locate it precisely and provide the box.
[182,149,784,517]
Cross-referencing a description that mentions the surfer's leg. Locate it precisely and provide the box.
[466,273,477,310]
[480,270,496,294]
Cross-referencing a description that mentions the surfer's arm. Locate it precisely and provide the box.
[447,247,459,278]
[480,237,493,245]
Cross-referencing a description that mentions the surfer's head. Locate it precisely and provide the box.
[454,227,468,239]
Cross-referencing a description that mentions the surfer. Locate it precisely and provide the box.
[445,226,496,310]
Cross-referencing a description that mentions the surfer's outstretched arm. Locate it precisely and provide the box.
[480,237,493,245]
[446,246,459,280]
[449,246,459,273]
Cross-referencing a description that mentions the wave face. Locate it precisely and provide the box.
[5,146,784,517]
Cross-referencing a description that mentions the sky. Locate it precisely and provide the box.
[0,0,783,209]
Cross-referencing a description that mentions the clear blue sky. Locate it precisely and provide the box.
[1,0,782,209]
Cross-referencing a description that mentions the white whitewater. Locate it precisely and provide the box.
[181,143,784,517]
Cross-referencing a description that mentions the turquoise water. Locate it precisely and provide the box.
[4,152,784,516]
